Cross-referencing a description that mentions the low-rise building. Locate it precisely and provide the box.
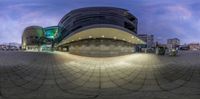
[188,43,200,50]
[138,34,154,48]
[167,38,180,46]
[0,43,21,51]
[167,38,180,49]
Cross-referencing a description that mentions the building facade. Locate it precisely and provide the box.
[138,34,154,48]
[22,26,44,51]
[167,38,180,49]
[167,38,180,45]
[56,7,145,56]
[43,26,59,51]
[188,43,200,50]
[22,26,59,51]
[21,7,145,56]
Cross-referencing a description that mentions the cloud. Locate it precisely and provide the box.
[135,1,200,43]
[165,5,192,20]
[0,0,200,44]
[0,6,60,43]
[7,3,45,8]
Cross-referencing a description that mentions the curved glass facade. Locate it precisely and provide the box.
[22,26,44,50]
[58,7,138,42]
[21,7,144,56]
[44,26,60,39]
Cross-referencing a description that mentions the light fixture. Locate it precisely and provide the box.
[114,36,117,39]
[89,36,92,38]
[132,36,134,38]
[101,35,104,38]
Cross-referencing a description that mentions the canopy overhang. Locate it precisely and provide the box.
[57,25,145,46]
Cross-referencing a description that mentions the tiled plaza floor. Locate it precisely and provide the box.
[0,51,200,99]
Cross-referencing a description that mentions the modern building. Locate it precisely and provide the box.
[21,7,145,56]
[43,26,59,51]
[167,38,180,46]
[22,26,44,51]
[138,34,154,48]
[22,26,60,51]
[44,26,59,40]
[167,38,180,49]
[56,7,145,56]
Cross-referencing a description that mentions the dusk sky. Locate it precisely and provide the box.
[0,0,200,44]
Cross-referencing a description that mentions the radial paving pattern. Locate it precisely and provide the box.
[0,51,200,99]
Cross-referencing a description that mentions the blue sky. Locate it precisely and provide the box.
[0,0,199,44]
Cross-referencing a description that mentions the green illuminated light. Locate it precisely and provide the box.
[44,27,59,39]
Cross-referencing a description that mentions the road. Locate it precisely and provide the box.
[0,51,200,99]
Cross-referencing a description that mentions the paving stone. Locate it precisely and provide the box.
[0,51,200,99]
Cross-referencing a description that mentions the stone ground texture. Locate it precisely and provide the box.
[0,51,200,99]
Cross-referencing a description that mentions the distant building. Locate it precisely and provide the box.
[138,34,154,48]
[0,44,7,50]
[8,43,21,48]
[188,43,200,50]
[167,38,180,46]
[0,43,21,51]
[167,38,180,49]
[179,44,190,50]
